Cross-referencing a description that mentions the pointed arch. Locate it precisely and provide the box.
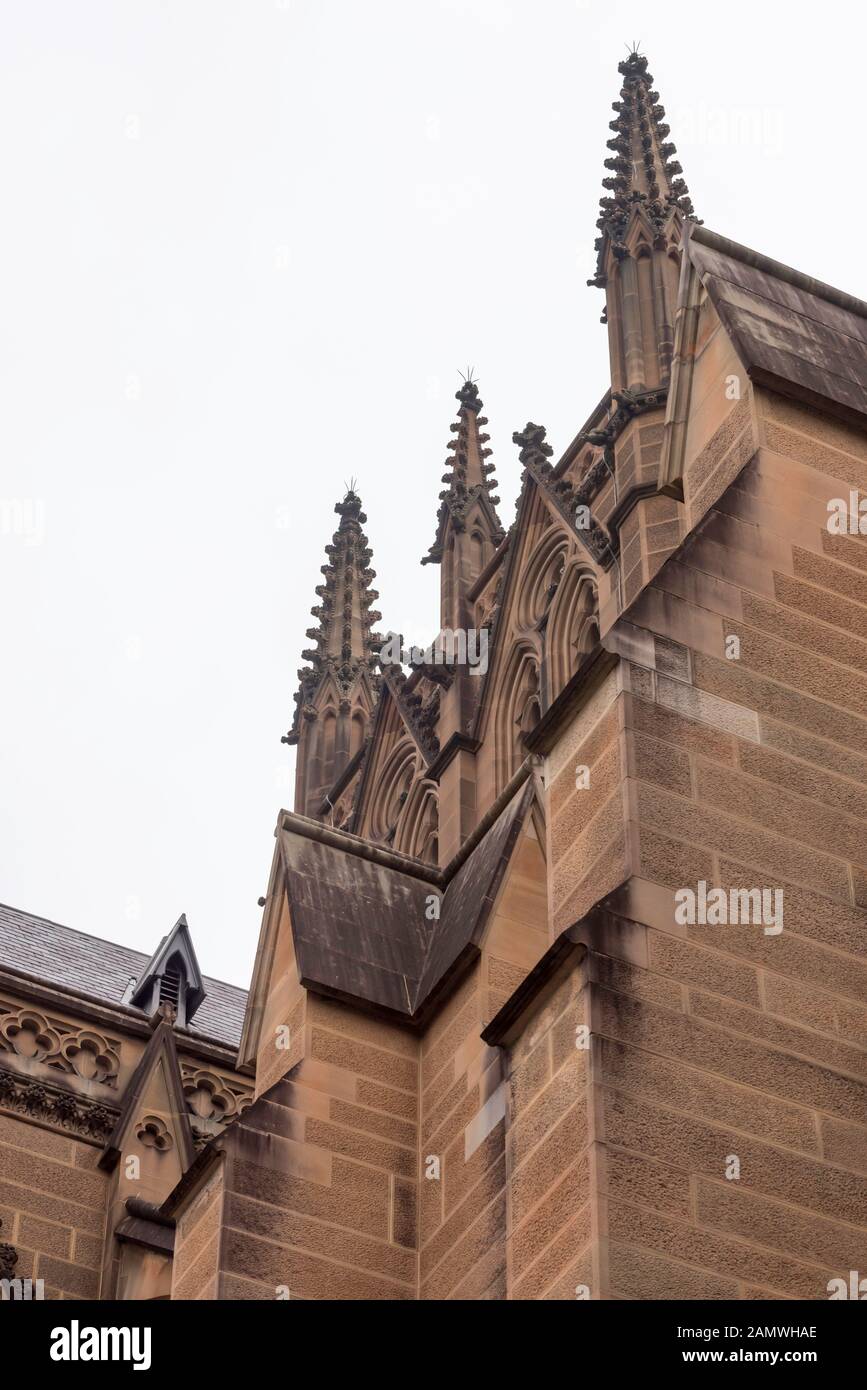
[398,776,439,866]
[320,708,338,790]
[349,708,366,759]
[368,738,419,845]
[469,527,487,581]
[516,526,569,633]
[546,560,599,700]
[493,640,542,792]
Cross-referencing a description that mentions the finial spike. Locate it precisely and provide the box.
[422,370,505,566]
[287,488,383,749]
[592,47,696,278]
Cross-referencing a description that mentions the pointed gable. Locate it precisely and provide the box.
[100,1020,196,1183]
[128,914,205,1028]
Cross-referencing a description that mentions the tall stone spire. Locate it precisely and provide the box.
[589,48,696,393]
[284,488,383,818]
[422,377,505,631]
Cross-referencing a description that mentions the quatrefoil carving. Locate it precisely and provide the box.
[0,1010,60,1062]
[60,1031,119,1084]
[183,1069,236,1121]
[135,1115,173,1151]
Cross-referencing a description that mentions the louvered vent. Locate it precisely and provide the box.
[159,966,181,1008]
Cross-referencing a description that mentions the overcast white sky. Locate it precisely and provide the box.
[0,0,861,991]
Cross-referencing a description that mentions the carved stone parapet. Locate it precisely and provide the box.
[0,1000,120,1087]
[0,1062,119,1143]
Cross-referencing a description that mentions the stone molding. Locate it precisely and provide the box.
[0,1061,118,1143]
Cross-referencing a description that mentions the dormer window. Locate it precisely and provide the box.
[128,915,205,1030]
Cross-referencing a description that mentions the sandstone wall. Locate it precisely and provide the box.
[418,818,548,1299]
[171,1161,226,1300]
[560,389,867,1298]
[0,1112,108,1298]
[205,393,867,1301]
[503,961,594,1298]
[217,996,419,1299]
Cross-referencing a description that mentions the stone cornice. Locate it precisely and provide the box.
[0,1060,118,1146]
[278,808,441,884]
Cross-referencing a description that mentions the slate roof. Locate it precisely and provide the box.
[0,902,247,1049]
[687,224,867,430]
